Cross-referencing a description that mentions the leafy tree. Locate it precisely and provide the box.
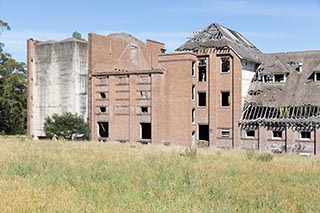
[0,20,27,135]
[72,31,85,41]
[44,112,89,140]
[0,20,10,35]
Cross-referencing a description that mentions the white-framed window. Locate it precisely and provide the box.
[300,131,311,140]
[272,130,283,139]
[221,129,230,137]
[263,74,287,83]
[246,130,255,138]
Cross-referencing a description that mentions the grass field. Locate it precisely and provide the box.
[0,136,320,212]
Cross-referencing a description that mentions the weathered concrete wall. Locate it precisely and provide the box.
[27,38,88,137]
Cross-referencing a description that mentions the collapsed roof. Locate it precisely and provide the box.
[240,51,320,129]
[176,22,262,63]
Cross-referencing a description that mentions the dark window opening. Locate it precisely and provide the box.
[141,106,148,113]
[100,107,106,113]
[221,91,230,107]
[141,123,151,139]
[301,131,311,139]
[316,72,320,81]
[192,61,195,77]
[198,59,206,81]
[198,125,209,141]
[192,85,195,101]
[246,130,255,137]
[100,92,106,99]
[264,75,274,83]
[192,108,195,123]
[98,122,108,138]
[272,131,282,138]
[221,57,230,73]
[198,92,206,107]
[274,74,285,82]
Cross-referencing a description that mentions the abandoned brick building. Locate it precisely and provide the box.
[88,23,261,147]
[27,38,88,138]
[27,23,320,155]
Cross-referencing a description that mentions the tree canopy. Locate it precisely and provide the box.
[72,31,85,41]
[0,20,27,135]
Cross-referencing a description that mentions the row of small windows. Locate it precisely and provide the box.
[98,106,149,114]
[98,122,151,140]
[192,89,230,107]
[262,74,287,83]
[262,72,320,84]
[192,57,231,81]
[98,90,150,100]
[244,130,311,140]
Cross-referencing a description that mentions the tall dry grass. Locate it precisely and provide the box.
[0,136,320,212]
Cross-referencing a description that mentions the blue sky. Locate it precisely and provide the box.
[1,0,320,63]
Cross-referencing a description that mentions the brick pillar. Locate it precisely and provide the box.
[258,126,268,152]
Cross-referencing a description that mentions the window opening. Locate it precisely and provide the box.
[198,58,206,81]
[98,122,108,138]
[221,129,230,137]
[300,131,311,140]
[264,75,274,83]
[272,131,282,139]
[140,91,149,99]
[192,61,196,77]
[192,85,195,101]
[192,108,195,123]
[100,92,106,99]
[198,92,206,107]
[141,123,151,139]
[221,91,230,107]
[100,107,106,113]
[198,125,209,141]
[221,57,230,73]
[192,131,196,145]
[246,130,255,137]
[274,74,285,82]
[141,106,148,113]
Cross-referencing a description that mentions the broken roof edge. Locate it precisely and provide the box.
[106,32,146,46]
[176,44,261,64]
[266,49,320,55]
[32,37,88,45]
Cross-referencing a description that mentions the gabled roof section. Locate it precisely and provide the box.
[176,23,262,63]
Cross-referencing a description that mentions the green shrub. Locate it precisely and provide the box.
[44,112,89,140]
